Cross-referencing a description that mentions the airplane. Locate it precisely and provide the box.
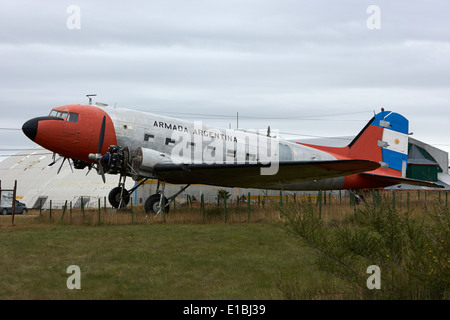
[21,103,443,213]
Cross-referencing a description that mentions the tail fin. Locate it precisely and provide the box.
[348,110,409,176]
[297,110,444,188]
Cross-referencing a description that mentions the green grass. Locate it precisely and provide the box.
[0,222,336,300]
[2,189,446,300]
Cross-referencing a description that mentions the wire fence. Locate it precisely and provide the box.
[8,189,448,226]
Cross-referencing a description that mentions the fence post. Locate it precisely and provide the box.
[392,190,396,211]
[407,191,410,212]
[372,189,376,213]
[317,190,322,219]
[81,197,85,220]
[224,196,227,223]
[49,200,52,219]
[201,194,205,224]
[247,192,251,222]
[131,197,134,224]
[61,200,67,221]
[11,180,17,226]
[98,198,101,225]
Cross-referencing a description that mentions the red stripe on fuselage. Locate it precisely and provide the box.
[296,124,402,189]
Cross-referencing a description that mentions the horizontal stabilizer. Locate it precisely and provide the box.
[361,173,444,189]
[153,159,380,188]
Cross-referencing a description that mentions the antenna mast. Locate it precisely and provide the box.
[86,94,97,105]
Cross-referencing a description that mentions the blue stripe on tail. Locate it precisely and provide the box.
[373,110,409,172]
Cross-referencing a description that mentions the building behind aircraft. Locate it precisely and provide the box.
[1,136,448,210]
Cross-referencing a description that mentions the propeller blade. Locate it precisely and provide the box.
[86,165,92,176]
[98,161,106,183]
[48,153,56,166]
[57,157,66,174]
[97,116,106,154]
[68,158,73,173]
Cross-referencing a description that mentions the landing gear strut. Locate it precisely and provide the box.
[349,189,365,205]
[108,186,130,209]
[145,194,169,214]
[144,181,191,214]
[108,175,148,209]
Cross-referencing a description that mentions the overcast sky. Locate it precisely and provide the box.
[1,0,449,162]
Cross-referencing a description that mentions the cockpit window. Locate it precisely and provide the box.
[50,110,68,119]
[67,112,79,123]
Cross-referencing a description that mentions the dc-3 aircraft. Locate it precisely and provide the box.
[22,103,443,213]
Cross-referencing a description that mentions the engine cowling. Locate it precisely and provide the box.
[131,147,171,180]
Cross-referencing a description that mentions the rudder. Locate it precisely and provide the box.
[348,110,409,176]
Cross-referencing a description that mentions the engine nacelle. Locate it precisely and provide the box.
[131,147,171,180]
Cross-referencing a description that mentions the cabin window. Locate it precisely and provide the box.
[227,149,236,158]
[144,134,154,142]
[67,113,79,123]
[165,138,175,146]
[246,153,256,162]
[50,110,68,119]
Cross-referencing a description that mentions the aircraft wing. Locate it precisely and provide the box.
[152,159,380,188]
[360,173,445,189]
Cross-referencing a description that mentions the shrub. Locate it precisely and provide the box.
[282,198,449,299]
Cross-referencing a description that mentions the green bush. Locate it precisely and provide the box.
[282,199,449,299]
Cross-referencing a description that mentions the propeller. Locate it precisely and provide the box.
[57,157,73,174]
[48,153,57,166]
[88,116,107,183]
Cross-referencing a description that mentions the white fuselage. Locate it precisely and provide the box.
[104,106,345,190]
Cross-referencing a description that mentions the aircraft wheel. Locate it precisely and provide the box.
[108,187,130,209]
[145,194,170,214]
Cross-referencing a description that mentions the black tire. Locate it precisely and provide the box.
[108,187,130,209]
[1,209,8,215]
[144,194,170,214]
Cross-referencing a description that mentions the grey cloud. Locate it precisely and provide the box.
[0,0,449,158]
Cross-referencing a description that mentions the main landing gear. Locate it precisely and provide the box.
[108,175,190,215]
[144,181,191,215]
[349,189,365,205]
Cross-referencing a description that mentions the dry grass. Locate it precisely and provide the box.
[2,189,447,228]
[0,189,447,300]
